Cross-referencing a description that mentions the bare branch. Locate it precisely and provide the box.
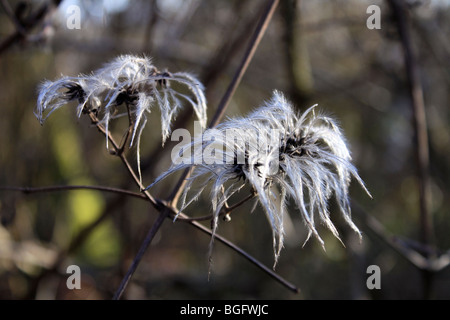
[170,0,281,207]
[0,0,62,54]
[0,185,147,201]
[90,100,298,299]
[388,0,434,299]
[388,0,434,250]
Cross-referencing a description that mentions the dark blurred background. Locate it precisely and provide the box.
[0,0,449,299]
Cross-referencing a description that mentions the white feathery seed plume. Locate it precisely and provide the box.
[148,90,371,267]
[259,91,372,249]
[148,117,285,264]
[36,55,207,183]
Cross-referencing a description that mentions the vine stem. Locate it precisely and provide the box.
[112,208,169,300]
[0,185,146,200]
[2,163,299,295]
[170,0,281,207]
[111,0,284,300]
[177,191,257,222]
[0,0,296,299]
[0,184,256,223]
[87,108,298,298]
[207,0,280,128]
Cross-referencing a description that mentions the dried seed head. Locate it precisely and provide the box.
[36,55,208,184]
[149,90,371,267]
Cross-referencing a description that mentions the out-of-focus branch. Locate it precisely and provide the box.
[170,0,281,207]
[137,3,260,181]
[0,185,147,201]
[201,2,262,91]
[207,0,280,129]
[281,0,313,106]
[12,107,298,298]
[112,0,285,300]
[388,0,434,250]
[23,187,129,299]
[141,0,158,53]
[175,190,257,222]
[88,102,298,298]
[3,0,296,299]
[353,202,429,270]
[0,0,62,54]
[388,0,434,299]
[353,201,450,273]
[0,0,25,34]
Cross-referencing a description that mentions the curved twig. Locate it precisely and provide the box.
[87,106,299,298]
[113,0,283,300]
[169,0,281,208]
[176,190,257,222]
[0,185,147,200]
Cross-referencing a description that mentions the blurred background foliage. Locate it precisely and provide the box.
[0,0,449,299]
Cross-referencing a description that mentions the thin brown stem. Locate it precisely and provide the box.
[186,218,299,294]
[207,0,280,128]
[176,190,257,222]
[135,4,282,299]
[137,3,260,179]
[13,106,298,298]
[0,185,147,201]
[141,0,158,53]
[170,0,281,207]
[96,120,297,298]
[80,1,296,299]
[388,0,433,249]
[281,0,313,106]
[116,103,135,155]
[353,201,450,274]
[112,208,168,300]
[353,202,429,270]
[9,166,298,297]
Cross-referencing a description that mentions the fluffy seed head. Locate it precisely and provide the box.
[148,90,371,267]
[36,55,207,183]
